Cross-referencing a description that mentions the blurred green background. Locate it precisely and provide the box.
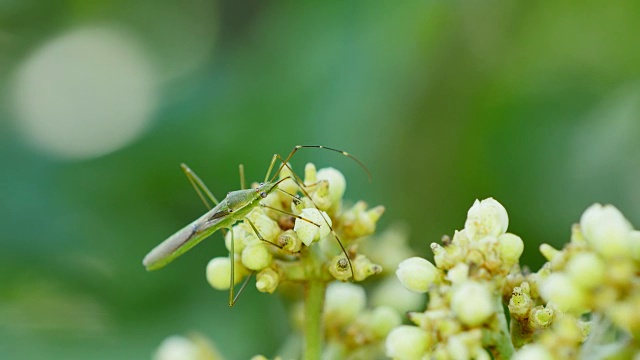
[2,1,640,359]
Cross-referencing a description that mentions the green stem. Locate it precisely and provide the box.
[486,296,515,359]
[304,279,326,360]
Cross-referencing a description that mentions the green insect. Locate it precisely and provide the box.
[143,145,369,306]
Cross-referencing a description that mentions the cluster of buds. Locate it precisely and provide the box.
[509,203,640,359]
[205,163,384,294]
[389,198,522,359]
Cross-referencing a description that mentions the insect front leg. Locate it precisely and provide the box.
[181,163,220,210]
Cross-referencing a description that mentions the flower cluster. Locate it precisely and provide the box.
[508,203,640,359]
[389,199,640,360]
[389,198,521,359]
[205,163,385,294]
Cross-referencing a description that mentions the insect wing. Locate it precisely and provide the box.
[143,205,228,271]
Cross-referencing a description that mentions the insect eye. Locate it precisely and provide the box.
[260,192,267,198]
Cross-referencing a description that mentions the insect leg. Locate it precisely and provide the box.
[244,218,283,249]
[231,271,255,307]
[181,163,220,210]
[273,160,355,279]
[260,203,320,227]
[239,164,246,190]
[228,226,235,307]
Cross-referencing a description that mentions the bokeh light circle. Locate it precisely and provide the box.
[12,26,157,160]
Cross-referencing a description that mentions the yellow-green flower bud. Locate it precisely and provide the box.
[528,305,553,330]
[325,282,366,324]
[353,254,383,281]
[241,242,273,271]
[580,203,633,259]
[396,257,440,293]
[256,268,279,294]
[371,306,402,338]
[329,256,352,281]
[304,162,317,185]
[385,325,431,360]
[310,180,332,211]
[509,284,533,320]
[316,167,346,206]
[277,229,302,253]
[565,252,605,290]
[294,208,331,246]
[464,198,509,240]
[539,273,587,312]
[498,233,524,265]
[451,281,495,326]
[539,243,560,262]
[206,256,246,290]
[250,355,268,360]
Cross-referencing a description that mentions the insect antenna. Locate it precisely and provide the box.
[269,145,372,183]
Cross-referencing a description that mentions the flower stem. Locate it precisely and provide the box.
[492,297,515,359]
[304,279,325,360]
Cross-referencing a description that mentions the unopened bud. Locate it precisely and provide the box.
[256,268,279,294]
[353,255,383,281]
[278,230,302,253]
[241,243,273,271]
[385,325,431,360]
[294,208,331,246]
[330,256,352,281]
[465,198,509,240]
[396,257,440,293]
[451,281,495,326]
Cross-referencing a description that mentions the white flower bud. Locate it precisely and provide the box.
[244,208,281,243]
[385,325,430,360]
[451,281,495,326]
[396,257,440,293]
[580,203,633,258]
[154,335,198,360]
[464,198,509,240]
[371,306,402,338]
[241,242,272,271]
[294,208,331,246]
[256,268,279,294]
[206,256,246,290]
[565,252,605,290]
[513,344,553,360]
[539,273,587,312]
[225,225,250,254]
[316,167,346,205]
[498,233,524,265]
[371,277,425,314]
[446,263,469,285]
[325,282,366,324]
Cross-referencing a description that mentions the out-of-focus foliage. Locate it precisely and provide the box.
[1,1,639,359]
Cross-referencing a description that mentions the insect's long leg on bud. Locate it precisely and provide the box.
[269,156,355,279]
